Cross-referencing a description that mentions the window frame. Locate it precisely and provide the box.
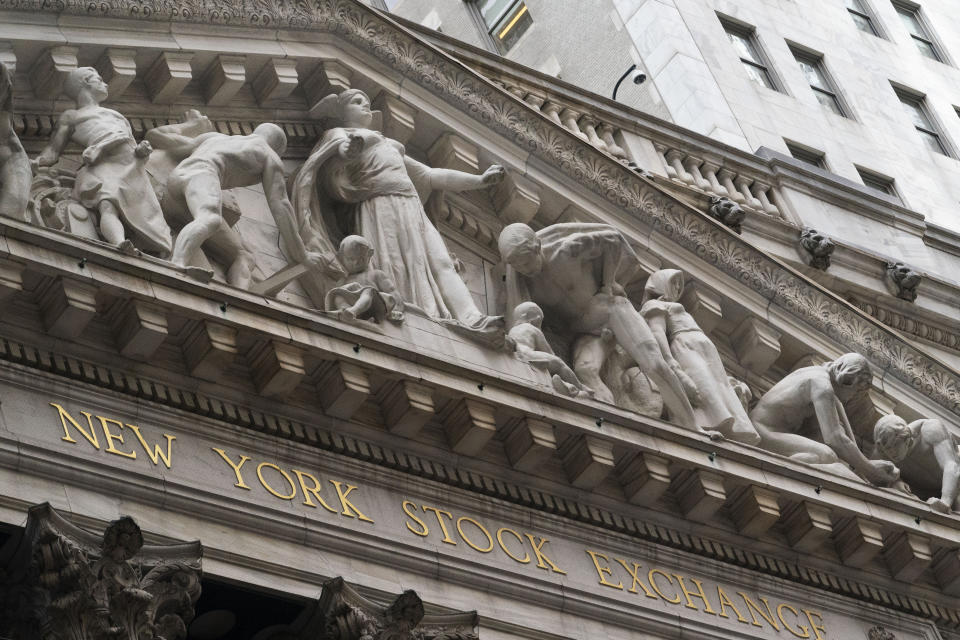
[845,0,884,38]
[467,0,532,54]
[788,44,850,118]
[855,165,901,201]
[892,84,955,158]
[718,16,782,92]
[891,0,949,64]
[785,140,829,170]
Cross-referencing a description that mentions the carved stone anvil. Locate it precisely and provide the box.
[0,502,202,640]
[257,576,479,640]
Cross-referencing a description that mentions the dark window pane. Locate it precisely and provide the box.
[743,61,775,89]
[918,129,947,154]
[850,11,877,35]
[913,36,940,60]
[813,89,844,116]
[491,2,531,52]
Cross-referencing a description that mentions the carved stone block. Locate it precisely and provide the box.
[30,46,79,99]
[95,48,137,99]
[730,317,782,375]
[672,469,726,523]
[835,517,884,568]
[145,51,194,104]
[0,257,24,300]
[317,361,370,419]
[782,502,832,552]
[933,549,960,596]
[37,277,98,340]
[503,416,556,472]
[378,379,434,437]
[372,92,418,145]
[561,435,615,490]
[182,320,238,381]
[886,261,920,302]
[679,282,723,335]
[0,43,15,73]
[617,451,672,505]
[253,58,299,104]
[427,133,479,174]
[304,61,352,112]
[729,485,780,538]
[247,340,305,398]
[493,171,542,225]
[441,398,496,456]
[201,55,246,106]
[884,531,931,582]
[108,298,168,360]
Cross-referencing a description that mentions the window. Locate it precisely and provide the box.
[893,1,944,62]
[720,18,778,91]
[845,0,880,36]
[476,0,532,53]
[856,166,899,199]
[790,47,847,117]
[785,141,828,169]
[894,87,951,155]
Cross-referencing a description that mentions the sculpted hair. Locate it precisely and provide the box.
[643,269,683,304]
[498,223,537,259]
[62,67,99,101]
[313,88,370,123]
[253,122,287,156]
[830,353,871,387]
[874,414,908,448]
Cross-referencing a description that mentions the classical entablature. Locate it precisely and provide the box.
[0,1,959,638]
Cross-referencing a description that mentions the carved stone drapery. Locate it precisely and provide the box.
[0,502,202,640]
[259,576,479,640]
[2,0,960,419]
[867,626,897,640]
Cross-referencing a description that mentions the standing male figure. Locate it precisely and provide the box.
[498,222,703,434]
[150,122,341,281]
[37,67,172,255]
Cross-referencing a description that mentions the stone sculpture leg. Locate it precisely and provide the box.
[604,295,698,430]
[572,334,615,404]
[422,220,484,325]
[203,218,257,288]
[99,200,125,246]
[170,169,223,268]
[0,152,30,220]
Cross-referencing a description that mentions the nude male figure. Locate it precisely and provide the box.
[0,63,30,221]
[151,122,341,280]
[750,353,899,486]
[37,67,171,255]
[499,222,703,434]
[872,415,960,513]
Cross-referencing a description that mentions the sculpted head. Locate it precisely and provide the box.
[498,223,543,276]
[253,123,287,156]
[314,88,373,128]
[338,234,374,274]
[63,67,108,103]
[874,415,918,463]
[644,269,684,303]
[827,353,872,400]
[800,228,835,256]
[102,515,143,563]
[513,301,544,328]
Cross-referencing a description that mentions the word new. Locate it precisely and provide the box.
[51,403,175,468]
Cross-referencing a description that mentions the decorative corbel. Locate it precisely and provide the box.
[799,227,835,271]
[707,195,746,234]
[885,261,920,302]
[253,58,299,105]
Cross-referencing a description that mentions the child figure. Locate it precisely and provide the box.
[325,235,404,324]
[507,301,592,398]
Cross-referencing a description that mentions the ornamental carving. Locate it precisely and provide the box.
[259,576,479,640]
[867,626,897,640]
[0,502,202,640]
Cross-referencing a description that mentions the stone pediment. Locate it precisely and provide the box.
[1,0,960,633]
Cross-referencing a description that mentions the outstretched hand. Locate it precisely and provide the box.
[343,134,364,159]
[869,459,900,486]
[481,164,505,185]
[306,251,347,279]
[135,140,153,158]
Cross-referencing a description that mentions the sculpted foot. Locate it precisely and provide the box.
[338,307,357,322]
[117,239,140,256]
[928,497,951,514]
[550,374,579,397]
[699,428,725,441]
[182,265,214,282]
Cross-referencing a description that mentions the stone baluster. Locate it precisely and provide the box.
[664,148,692,184]
[655,143,677,179]
[682,155,711,190]
[716,168,745,203]
[597,123,628,160]
[578,115,608,152]
[752,181,780,216]
[524,92,546,113]
[559,107,588,140]
[700,161,728,197]
[542,101,564,126]
[507,85,527,101]
[734,175,763,209]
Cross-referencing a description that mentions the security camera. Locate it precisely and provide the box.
[612,63,647,100]
[630,69,647,85]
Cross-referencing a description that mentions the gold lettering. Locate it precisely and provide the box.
[257,462,297,500]
[738,593,780,630]
[212,448,252,490]
[51,403,99,449]
[648,569,681,604]
[615,559,657,599]
[585,550,623,590]
[778,604,811,638]
[456,517,493,553]
[403,500,429,536]
[98,416,136,459]
[523,534,566,574]
[127,425,174,468]
[715,587,749,623]
[673,574,717,614]
[292,470,338,512]
[331,481,374,522]
[422,506,457,544]
[496,528,530,564]
[803,610,827,640]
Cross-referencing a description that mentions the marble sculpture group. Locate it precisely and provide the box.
[1,67,957,513]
